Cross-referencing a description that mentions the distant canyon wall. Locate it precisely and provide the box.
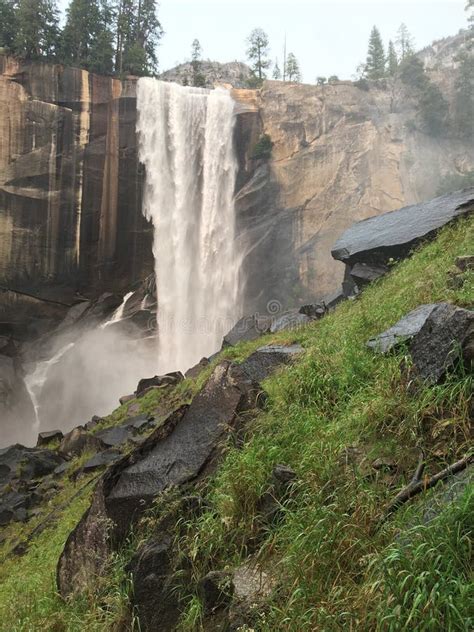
[1,33,473,334]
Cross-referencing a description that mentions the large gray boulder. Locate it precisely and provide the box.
[367,304,440,353]
[332,189,474,267]
[409,303,473,383]
[57,344,302,597]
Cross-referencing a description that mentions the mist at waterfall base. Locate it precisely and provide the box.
[137,79,242,374]
[1,308,157,448]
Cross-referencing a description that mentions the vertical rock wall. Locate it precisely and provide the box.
[0,56,152,334]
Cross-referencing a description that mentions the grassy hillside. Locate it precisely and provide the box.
[0,216,472,631]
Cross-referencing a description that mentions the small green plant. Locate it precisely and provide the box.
[251,133,274,160]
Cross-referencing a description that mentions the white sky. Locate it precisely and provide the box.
[157,0,469,80]
[57,0,470,81]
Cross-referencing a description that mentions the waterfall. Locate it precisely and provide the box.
[137,79,242,373]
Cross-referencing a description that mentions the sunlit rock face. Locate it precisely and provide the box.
[235,70,474,310]
[0,55,152,335]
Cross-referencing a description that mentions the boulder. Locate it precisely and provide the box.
[185,357,210,379]
[135,371,184,396]
[367,304,439,353]
[129,535,180,632]
[455,255,474,272]
[59,427,105,457]
[222,314,272,347]
[95,426,133,448]
[57,345,302,597]
[0,444,64,485]
[269,310,311,333]
[198,571,234,614]
[81,450,122,474]
[350,262,388,286]
[331,189,474,267]
[299,302,326,319]
[409,303,473,383]
[119,393,135,405]
[36,430,63,447]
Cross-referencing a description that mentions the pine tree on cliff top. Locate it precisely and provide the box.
[246,28,271,82]
[0,0,17,50]
[61,0,114,74]
[396,23,414,60]
[365,26,386,80]
[191,38,206,87]
[387,40,398,75]
[285,52,302,82]
[272,59,281,80]
[14,0,60,59]
[116,0,162,76]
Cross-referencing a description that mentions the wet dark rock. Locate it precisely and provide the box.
[367,304,439,353]
[332,189,474,267]
[222,314,272,347]
[272,464,297,486]
[198,571,235,614]
[53,462,71,478]
[58,346,300,597]
[0,444,64,485]
[37,430,63,447]
[299,302,326,319]
[135,371,184,396]
[350,262,388,286]
[130,534,180,632]
[185,357,210,379]
[269,309,311,333]
[127,414,153,431]
[257,464,298,525]
[95,426,132,448]
[59,427,106,457]
[410,303,474,383]
[455,255,474,272]
[81,450,122,474]
[84,416,103,431]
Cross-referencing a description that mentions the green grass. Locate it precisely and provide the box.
[0,217,472,630]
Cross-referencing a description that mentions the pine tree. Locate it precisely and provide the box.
[272,59,281,80]
[285,52,301,82]
[387,40,398,75]
[365,26,386,80]
[14,0,60,59]
[116,0,162,76]
[61,0,114,74]
[0,0,16,50]
[396,23,414,60]
[191,38,206,87]
[246,28,270,83]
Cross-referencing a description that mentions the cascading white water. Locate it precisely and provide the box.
[24,342,75,429]
[137,79,242,373]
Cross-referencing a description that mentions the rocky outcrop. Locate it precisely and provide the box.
[331,188,474,296]
[367,304,440,354]
[409,303,473,383]
[160,60,252,88]
[57,344,302,597]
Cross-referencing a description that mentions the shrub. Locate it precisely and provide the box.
[251,133,274,159]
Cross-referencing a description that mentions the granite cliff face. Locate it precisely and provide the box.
[0,56,152,337]
[1,32,473,332]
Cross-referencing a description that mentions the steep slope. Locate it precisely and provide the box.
[0,214,471,631]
